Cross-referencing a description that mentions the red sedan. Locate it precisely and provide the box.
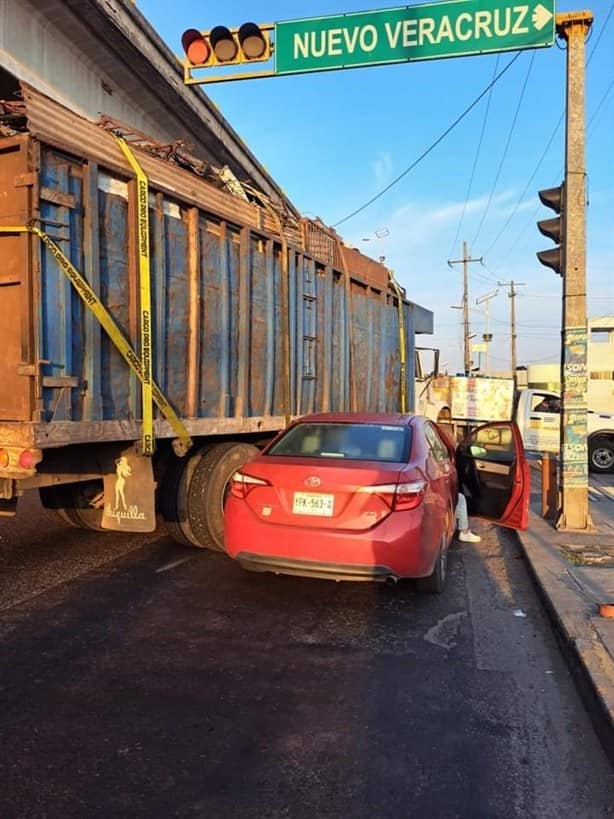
[224,413,529,593]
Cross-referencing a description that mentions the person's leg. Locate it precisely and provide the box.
[455,493,481,542]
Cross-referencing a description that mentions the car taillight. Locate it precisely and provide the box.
[19,449,42,470]
[230,470,270,499]
[360,481,426,511]
[0,449,9,469]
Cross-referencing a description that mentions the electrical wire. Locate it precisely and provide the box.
[586,3,614,67]
[588,78,614,132]
[483,3,613,259]
[482,116,563,259]
[332,51,522,228]
[470,51,535,249]
[447,55,500,259]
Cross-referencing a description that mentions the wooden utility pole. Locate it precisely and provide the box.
[448,241,482,375]
[555,10,593,531]
[498,280,525,388]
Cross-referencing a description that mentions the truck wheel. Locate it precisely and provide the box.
[39,485,79,527]
[188,442,259,551]
[39,482,105,529]
[160,444,215,549]
[64,480,106,530]
[161,442,259,551]
[589,436,614,474]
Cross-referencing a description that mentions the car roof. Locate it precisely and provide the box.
[292,412,419,427]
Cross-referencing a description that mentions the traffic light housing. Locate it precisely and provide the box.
[536,184,564,276]
[181,23,273,79]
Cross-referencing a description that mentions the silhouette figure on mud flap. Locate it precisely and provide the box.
[114,456,132,511]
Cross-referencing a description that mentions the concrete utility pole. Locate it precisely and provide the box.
[476,289,498,375]
[498,280,525,387]
[555,10,593,531]
[448,241,482,375]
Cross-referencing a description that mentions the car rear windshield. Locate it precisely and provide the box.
[266,422,410,462]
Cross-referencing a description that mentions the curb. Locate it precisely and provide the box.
[517,520,614,766]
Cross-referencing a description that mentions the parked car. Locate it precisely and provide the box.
[224,413,529,593]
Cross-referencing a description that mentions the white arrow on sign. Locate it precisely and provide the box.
[532,3,554,31]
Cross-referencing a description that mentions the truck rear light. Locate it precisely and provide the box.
[230,470,270,499]
[359,481,426,511]
[0,449,8,468]
[18,449,42,469]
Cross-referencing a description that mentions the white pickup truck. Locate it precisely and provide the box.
[416,367,614,474]
[514,388,614,474]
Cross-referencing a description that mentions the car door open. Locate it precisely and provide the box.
[455,422,530,530]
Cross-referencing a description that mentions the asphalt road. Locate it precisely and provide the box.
[1,494,613,819]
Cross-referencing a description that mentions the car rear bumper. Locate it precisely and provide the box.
[224,496,440,579]
[235,552,399,582]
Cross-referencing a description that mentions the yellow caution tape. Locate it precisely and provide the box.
[0,225,192,454]
[114,136,154,456]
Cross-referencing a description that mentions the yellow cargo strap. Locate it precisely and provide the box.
[388,272,408,413]
[114,136,154,456]
[0,225,192,456]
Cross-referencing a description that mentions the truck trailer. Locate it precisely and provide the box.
[0,86,433,549]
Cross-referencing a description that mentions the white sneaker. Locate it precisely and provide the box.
[459,530,481,543]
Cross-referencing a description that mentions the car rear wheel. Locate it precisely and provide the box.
[161,441,259,551]
[417,532,448,594]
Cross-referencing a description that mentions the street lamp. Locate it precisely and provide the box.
[361,227,390,262]
[475,289,499,375]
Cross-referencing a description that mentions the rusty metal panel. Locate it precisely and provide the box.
[0,137,34,421]
[351,281,372,411]
[19,85,304,248]
[38,149,86,422]
[198,219,226,418]
[247,233,268,417]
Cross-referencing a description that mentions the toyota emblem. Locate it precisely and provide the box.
[305,475,321,488]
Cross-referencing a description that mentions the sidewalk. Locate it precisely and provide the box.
[517,463,614,760]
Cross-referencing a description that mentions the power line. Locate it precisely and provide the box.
[332,51,522,228]
[471,51,535,249]
[483,4,613,259]
[586,3,614,67]
[448,55,500,259]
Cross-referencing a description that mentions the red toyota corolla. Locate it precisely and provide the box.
[224,413,529,593]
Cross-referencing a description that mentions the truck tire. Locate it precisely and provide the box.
[39,485,80,527]
[39,481,105,529]
[589,436,614,474]
[160,444,215,549]
[161,441,259,551]
[188,441,259,551]
[63,480,106,530]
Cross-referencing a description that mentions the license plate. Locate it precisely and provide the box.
[292,492,334,516]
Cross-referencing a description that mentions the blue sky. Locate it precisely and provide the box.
[139,0,613,374]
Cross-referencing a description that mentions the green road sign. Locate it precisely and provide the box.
[275,0,555,75]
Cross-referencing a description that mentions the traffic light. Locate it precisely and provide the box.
[181,23,272,70]
[536,183,564,276]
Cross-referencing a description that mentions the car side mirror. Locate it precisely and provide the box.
[470,444,488,458]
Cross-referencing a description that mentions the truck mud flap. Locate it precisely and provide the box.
[101,450,156,532]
